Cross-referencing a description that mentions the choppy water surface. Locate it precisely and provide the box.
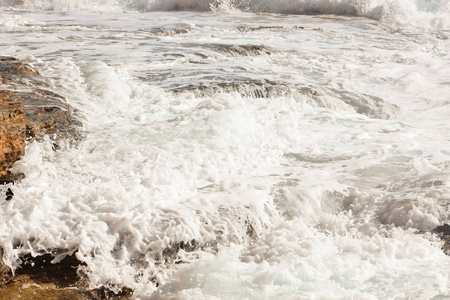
[1,0,450,298]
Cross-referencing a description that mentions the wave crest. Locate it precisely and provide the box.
[1,0,449,31]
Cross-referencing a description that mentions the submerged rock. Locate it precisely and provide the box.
[237,25,285,32]
[330,88,400,119]
[139,27,190,36]
[170,78,329,108]
[171,78,293,98]
[208,43,281,57]
[434,224,450,255]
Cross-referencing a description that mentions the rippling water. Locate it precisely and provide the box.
[1,0,450,298]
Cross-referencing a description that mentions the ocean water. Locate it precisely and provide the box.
[1,0,450,299]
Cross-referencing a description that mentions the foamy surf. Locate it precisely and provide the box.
[1,1,450,299]
[2,0,450,31]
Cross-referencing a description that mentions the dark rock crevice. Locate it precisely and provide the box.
[0,249,133,299]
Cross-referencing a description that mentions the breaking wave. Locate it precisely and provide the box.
[1,0,449,30]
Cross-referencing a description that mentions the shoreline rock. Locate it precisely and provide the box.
[0,56,80,183]
[0,90,26,181]
[0,57,116,298]
[0,250,132,300]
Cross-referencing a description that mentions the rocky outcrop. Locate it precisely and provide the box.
[0,56,79,183]
[0,90,26,180]
[0,56,134,298]
[0,56,40,80]
[0,250,132,299]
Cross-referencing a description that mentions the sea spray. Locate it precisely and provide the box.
[1,0,450,30]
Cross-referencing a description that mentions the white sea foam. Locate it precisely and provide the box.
[0,0,122,11]
[0,7,450,300]
[2,0,450,30]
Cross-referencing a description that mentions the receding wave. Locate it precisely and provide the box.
[1,0,449,30]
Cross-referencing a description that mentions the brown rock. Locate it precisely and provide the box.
[0,57,80,182]
[0,276,89,300]
[0,58,125,298]
[0,277,132,300]
[19,89,75,138]
[0,247,11,281]
[0,131,25,178]
[0,250,132,299]
[0,90,26,178]
[0,56,42,88]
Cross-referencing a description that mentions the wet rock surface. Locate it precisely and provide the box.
[0,56,40,80]
[171,78,293,98]
[19,89,78,138]
[208,43,281,57]
[0,56,47,89]
[0,250,133,299]
[0,57,89,298]
[0,90,26,180]
[139,27,190,36]
[434,224,450,255]
[0,56,80,182]
[237,25,285,32]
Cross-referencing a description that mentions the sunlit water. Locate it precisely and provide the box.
[1,0,450,298]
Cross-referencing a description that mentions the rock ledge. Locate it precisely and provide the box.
[0,56,79,182]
